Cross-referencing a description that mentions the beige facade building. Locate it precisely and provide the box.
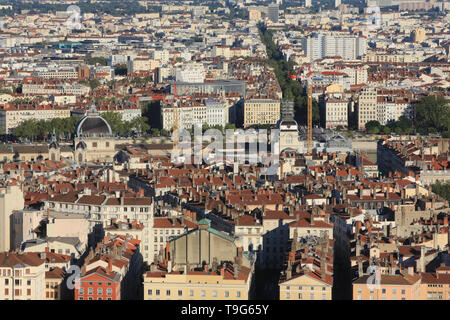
[0,105,71,134]
[353,272,421,300]
[0,185,25,252]
[0,252,46,300]
[45,267,65,300]
[144,262,253,300]
[357,87,377,130]
[280,271,333,300]
[244,99,280,127]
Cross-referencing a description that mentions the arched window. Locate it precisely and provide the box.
[78,153,83,163]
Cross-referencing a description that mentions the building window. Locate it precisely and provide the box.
[322,294,326,300]
[88,288,93,295]
[156,290,160,296]
[166,290,170,296]
[201,290,205,297]
[213,291,217,297]
[79,297,83,300]
[298,293,302,299]
[392,289,396,294]
[190,290,194,297]
[148,290,152,296]
[27,280,31,286]
[357,287,362,293]
[382,288,386,294]
[237,291,241,298]
[98,288,103,295]
[225,291,229,298]
[401,289,405,295]
[286,293,290,299]
[178,290,182,297]
[107,289,112,295]
[79,288,84,294]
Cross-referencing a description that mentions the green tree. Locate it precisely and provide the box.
[415,95,450,134]
[365,120,381,134]
[151,128,160,136]
[89,79,101,90]
[382,126,391,134]
[101,112,124,135]
[130,117,150,135]
[431,181,450,202]
[87,57,108,66]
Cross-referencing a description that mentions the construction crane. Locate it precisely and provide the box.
[306,65,313,154]
[289,64,313,153]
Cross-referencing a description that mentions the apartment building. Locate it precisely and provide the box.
[353,271,421,300]
[35,70,78,80]
[175,63,205,83]
[0,185,25,252]
[75,266,121,300]
[0,252,46,300]
[45,267,66,300]
[21,83,90,96]
[376,97,414,125]
[11,209,44,251]
[357,87,377,130]
[0,105,71,134]
[302,34,366,61]
[280,271,333,300]
[144,262,253,300]
[127,57,159,74]
[244,99,280,127]
[44,193,154,262]
[320,92,349,128]
[152,217,197,263]
[419,266,450,300]
[162,100,227,131]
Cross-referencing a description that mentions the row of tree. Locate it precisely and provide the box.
[431,181,450,202]
[13,117,80,141]
[11,112,156,141]
[99,112,150,136]
[258,23,320,126]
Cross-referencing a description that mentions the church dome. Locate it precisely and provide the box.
[75,104,112,137]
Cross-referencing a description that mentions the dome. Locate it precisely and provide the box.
[75,104,112,137]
